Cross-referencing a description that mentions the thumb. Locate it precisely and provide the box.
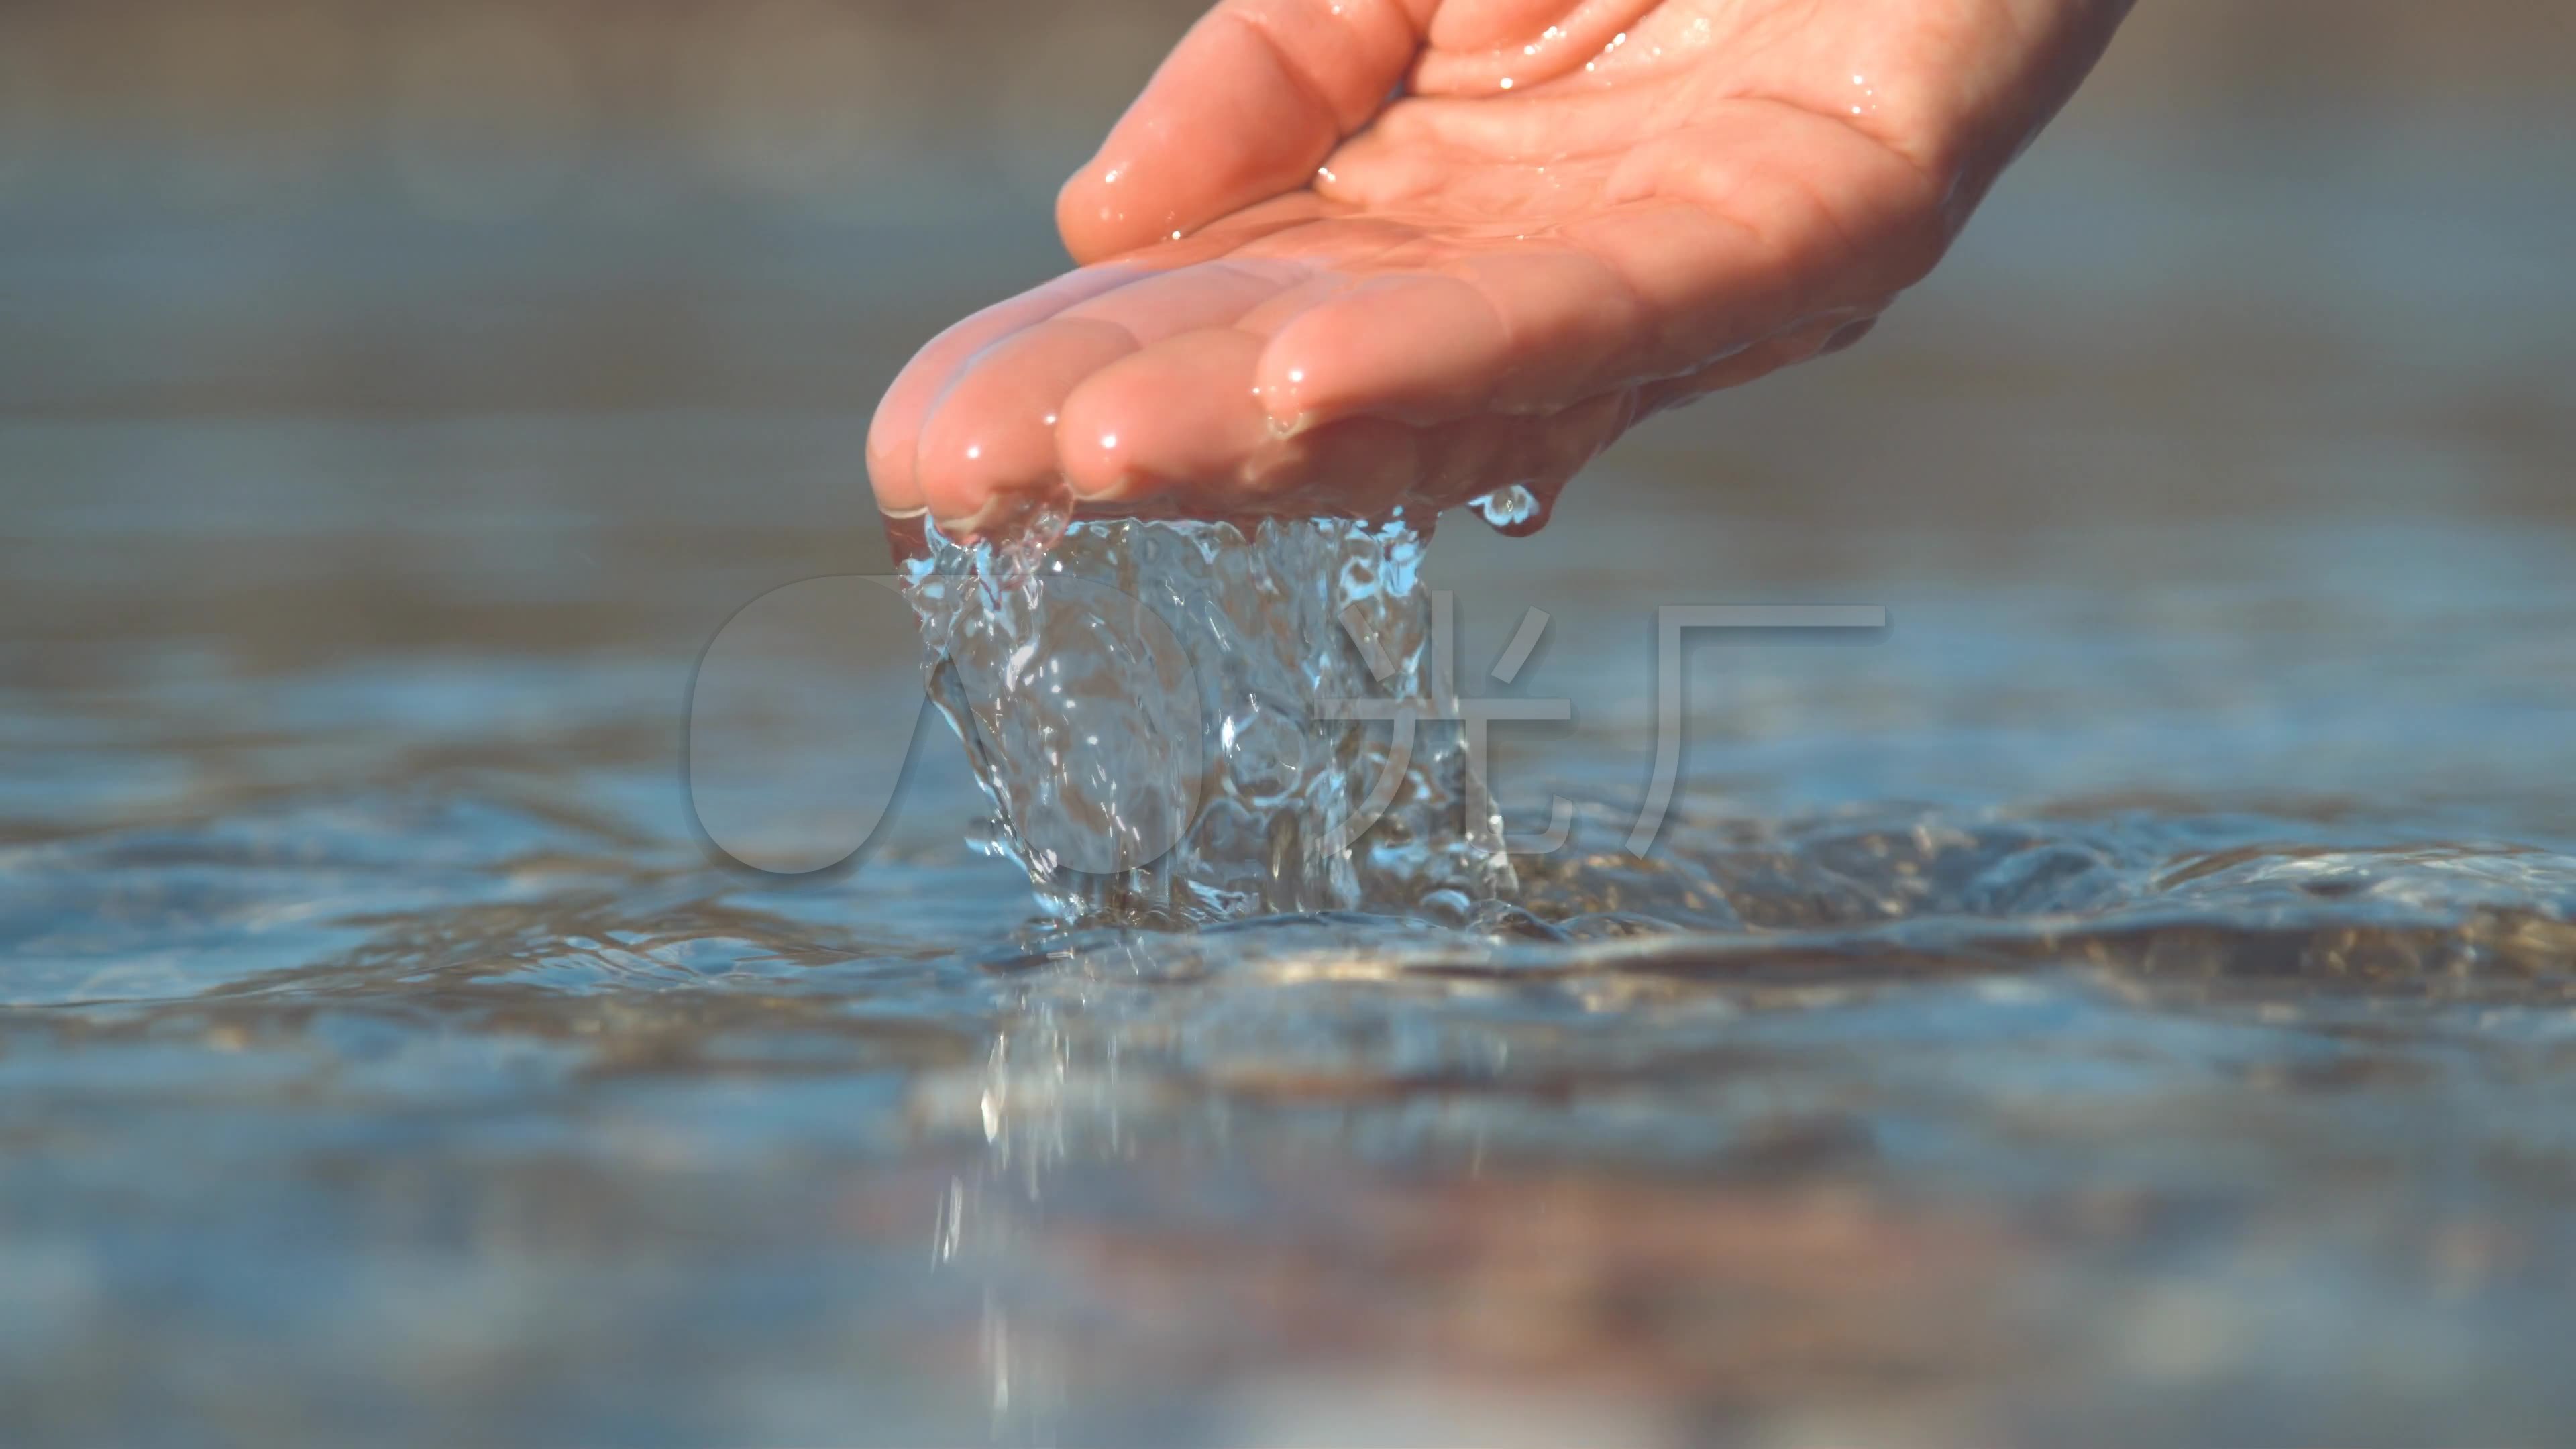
[1055,0,1432,264]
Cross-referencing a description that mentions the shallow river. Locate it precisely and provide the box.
[5,112,2576,1444]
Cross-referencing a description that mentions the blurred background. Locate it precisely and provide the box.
[3,0,2571,667]
[7,3,2576,1445]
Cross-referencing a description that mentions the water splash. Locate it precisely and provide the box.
[901,511,1513,925]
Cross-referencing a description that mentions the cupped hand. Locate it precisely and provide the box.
[869,0,2131,532]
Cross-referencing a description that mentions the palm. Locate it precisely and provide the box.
[869,0,2129,531]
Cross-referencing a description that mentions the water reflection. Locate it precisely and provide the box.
[918,846,2576,1444]
[15,762,2576,1441]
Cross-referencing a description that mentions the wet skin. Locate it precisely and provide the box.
[867,0,2134,533]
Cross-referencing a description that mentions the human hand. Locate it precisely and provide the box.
[868,0,2133,533]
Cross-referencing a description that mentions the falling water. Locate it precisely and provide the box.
[900,508,1514,925]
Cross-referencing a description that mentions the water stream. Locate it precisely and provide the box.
[902,509,1513,924]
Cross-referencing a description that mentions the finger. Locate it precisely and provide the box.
[1256,274,1505,427]
[912,319,1142,531]
[865,208,1349,517]
[1254,243,1644,426]
[865,268,1148,517]
[915,253,1328,524]
[1058,259,1305,346]
[1056,327,1274,509]
[1057,0,1430,264]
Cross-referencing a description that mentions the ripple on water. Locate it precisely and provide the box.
[892,511,2576,1004]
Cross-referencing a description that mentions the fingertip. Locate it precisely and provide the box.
[1250,344,1316,430]
[913,319,1140,528]
[865,268,1150,517]
[1051,0,1422,264]
[864,394,927,519]
[1051,380,1136,502]
[1057,153,1171,267]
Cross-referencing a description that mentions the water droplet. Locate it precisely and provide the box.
[1468,484,1552,537]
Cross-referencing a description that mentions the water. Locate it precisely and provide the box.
[6,113,2576,1444]
[907,513,2576,984]
[902,510,1512,924]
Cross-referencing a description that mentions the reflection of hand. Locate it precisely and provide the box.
[869,0,2133,531]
